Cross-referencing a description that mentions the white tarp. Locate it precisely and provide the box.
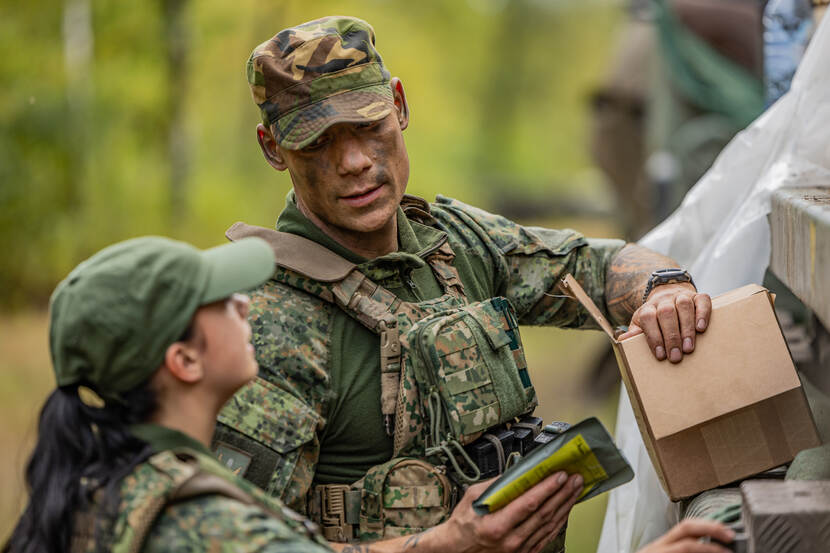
[597,12,830,553]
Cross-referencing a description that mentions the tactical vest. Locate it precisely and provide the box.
[217,196,547,543]
[70,448,323,553]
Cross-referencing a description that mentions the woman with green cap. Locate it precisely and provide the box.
[3,236,331,553]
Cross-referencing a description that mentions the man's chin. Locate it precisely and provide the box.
[348,211,398,234]
[339,202,399,233]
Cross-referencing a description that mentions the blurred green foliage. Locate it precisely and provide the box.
[1,3,624,549]
[0,0,620,308]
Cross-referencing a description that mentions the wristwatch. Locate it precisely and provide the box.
[642,268,695,304]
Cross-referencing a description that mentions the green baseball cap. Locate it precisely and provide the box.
[247,16,394,150]
[49,236,275,400]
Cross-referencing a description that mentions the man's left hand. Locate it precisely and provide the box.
[617,282,711,363]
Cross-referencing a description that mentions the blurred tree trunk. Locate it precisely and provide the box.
[62,0,94,210]
[163,0,189,226]
[475,0,533,176]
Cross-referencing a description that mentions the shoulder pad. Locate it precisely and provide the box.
[226,222,355,282]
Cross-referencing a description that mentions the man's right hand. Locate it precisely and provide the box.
[430,471,583,553]
[636,519,735,553]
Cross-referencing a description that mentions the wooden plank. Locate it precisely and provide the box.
[769,187,830,330]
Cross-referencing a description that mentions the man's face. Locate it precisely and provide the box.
[260,80,411,240]
[279,112,409,236]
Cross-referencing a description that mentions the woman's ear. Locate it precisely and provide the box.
[257,124,288,171]
[390,77,409,131]
[163,341,204,384]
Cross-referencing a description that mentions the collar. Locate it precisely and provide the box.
[130,423,213,457]
[276,191,448,279]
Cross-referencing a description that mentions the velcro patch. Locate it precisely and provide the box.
[213,441,253,477]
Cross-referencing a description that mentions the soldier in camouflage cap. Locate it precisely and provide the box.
[4,236,332,553]
[220,15,719,553]
[248,16,395,150]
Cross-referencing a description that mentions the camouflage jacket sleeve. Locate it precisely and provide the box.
[431,196,626,328]
[215,280,331,514]
[143,495,333,553]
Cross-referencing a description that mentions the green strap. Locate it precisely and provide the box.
[424,391,481,483]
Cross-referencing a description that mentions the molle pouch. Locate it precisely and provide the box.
[212,377,318,494]
[405,297,538,449]
[354,457,452,540]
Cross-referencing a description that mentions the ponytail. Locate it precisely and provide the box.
[3,382,157,553]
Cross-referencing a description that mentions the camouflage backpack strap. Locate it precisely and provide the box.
[226,222,403,436]
[105,450,202,553]
[111,448,323,553]
[186,448,325,543]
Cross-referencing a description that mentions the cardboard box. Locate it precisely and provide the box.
[560,275,820,500]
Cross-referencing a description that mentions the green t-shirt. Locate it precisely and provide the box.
[276,195,603,485]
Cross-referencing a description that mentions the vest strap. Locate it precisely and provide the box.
[226,222,355,282]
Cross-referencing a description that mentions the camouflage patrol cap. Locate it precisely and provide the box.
[49,236,275,400]
[247,16,394,150]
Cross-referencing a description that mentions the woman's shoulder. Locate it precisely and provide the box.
[116,448,330,553]
[143,494,331,552]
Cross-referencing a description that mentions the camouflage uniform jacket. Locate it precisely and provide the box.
[74,424,331,553]
[217,193,625,515]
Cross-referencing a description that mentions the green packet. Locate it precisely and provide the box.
[472,417,634,514]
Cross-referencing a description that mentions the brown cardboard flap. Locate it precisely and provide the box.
[226,222,356,282]
[710,284,767,309]
[560,274,617,340]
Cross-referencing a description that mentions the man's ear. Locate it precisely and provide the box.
[257,124,288,171]
[163,341,204,384]
[390,77,409,131]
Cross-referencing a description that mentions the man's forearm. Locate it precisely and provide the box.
[605,243,677,326]
[330,527,438,553]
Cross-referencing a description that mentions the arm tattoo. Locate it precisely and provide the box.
[403,527,435,549]
[605,244,676,325]
[339,545,371,553]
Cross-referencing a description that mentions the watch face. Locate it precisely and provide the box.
[644,269,694,303]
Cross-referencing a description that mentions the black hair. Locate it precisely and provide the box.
[3,381,158,553]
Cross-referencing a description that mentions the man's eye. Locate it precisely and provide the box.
[303,135,329,151]
[358,120,380,130]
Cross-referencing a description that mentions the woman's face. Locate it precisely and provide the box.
[188,294,257,400]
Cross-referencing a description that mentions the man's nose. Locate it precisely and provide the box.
[335,136,372,176]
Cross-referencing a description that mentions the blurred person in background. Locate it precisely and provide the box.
[589,0,764,241]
